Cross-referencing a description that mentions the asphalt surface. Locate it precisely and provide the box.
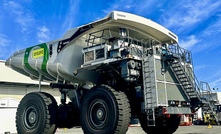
[55,125,221,134]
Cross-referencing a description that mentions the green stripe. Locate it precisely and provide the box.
[40,43,49,73]
[24,43,49,73]
[24,47,34,70]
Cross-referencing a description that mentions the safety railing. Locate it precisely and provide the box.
[169,44,192,64]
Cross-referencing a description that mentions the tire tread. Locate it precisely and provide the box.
[16,92,58,134]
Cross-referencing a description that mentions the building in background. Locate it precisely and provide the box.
[0,60,60,133]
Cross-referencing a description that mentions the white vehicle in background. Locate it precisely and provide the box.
[5,11,217,134]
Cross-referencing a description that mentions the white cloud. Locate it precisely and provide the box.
[3,1,34,32]
[179,35,199,49]
[203,17,221,37]
[0,34,10,47]
[16,13,34,32]
[196,67,221,90]
[210,78,221,89]
[62,0,80,30]
[194,65,208,72]
[187,14,221,52]
[102,0,149,15]
[125,5,131,9]
[37,26,50,43]
[135,0,156,14]
[161,0,221,32]
[0,34,11,58]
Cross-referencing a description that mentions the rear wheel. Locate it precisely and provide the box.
[139,114,180,134]
[80,85,131,134]
[16,92,58,134]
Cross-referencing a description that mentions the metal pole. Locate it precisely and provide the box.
[39,74,42,92]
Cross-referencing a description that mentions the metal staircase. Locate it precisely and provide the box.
[202,99,220,125]
[168,60,203,112]
[163,44,219,124]
[170,60,201,100]
[142,56,156,126]
[200,82,220,125]
[161,44,203,112]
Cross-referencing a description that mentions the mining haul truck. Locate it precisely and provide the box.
[5,11,206,134]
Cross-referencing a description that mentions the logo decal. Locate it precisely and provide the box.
[32,48,44,58]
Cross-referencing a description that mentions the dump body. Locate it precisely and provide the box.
[5,11,178,84]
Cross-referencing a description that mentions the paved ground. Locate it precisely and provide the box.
[55,125,221,134]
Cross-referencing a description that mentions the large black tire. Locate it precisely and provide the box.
[80,85,131,134]
[41,92,59,132]
[16,92,58,134]
[139,114,180,134]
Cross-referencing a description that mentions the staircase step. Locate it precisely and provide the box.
[182,83,191,86]
[184,87,193,90]
[182,80,190,83]
[173,68,183,71]
[186,89,194,92]
[180,79,188,82]
[188,94,197,97]
[175,72,185,75]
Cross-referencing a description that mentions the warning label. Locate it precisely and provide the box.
[32,48,44,58]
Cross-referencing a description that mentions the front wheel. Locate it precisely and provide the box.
[16,92,58,134]
[80,85,131,134]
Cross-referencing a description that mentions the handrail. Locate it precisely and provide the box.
[86,29,112,47]
[200,81,215,102]
[186,65,202,96]
[169,43,202,98]
[169,44,192,64]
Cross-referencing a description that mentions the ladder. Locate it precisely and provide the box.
[142,56,156,126]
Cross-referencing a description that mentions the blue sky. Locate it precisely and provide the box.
[1,0,221,91]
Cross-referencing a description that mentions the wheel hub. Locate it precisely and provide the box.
[24,106,38,129]
[89,99,108,128]
[28,111,37,124]
[97,109,104,119]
